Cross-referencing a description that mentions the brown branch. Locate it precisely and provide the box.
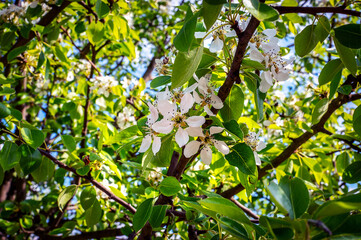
[319,128,361,152]
[221,91,361,199]
[273,6,361,17]
[38,149,136,214]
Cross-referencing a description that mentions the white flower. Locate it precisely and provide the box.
[67,71,74,81]
[184,127,229,165]
[139,102,162,155]
[244,132,266,165]
[90,76,118,97]
[34,76,50,96]
[152,95,205,148]
[224,15,250,37]
[194,22,225,53]
[117,107,136,129]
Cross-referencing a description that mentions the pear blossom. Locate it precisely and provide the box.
[34,76,50,96]
[224,15,250,37]
[67,71,74,81]
[90,76,118,97]
[139,102,162,155]
[117,107,136,129]
[184,126,229,165]
[244,132,266,166]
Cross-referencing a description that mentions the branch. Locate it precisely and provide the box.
[38,149,136,214]
[308,219,332,236]
[221,90,361,199]
[273,6,361,17]
[230,198,259,220]
[319,128,361,152]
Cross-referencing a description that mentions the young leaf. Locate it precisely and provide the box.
[31,157,55,183]
[171,45,203,89]
[223,120,244,139]
[243,0,279,21]
[318,59,343,86]
[20,128,45,149]
[173,8,199,52]
[133,198,154,232]
[159,177,181,196]
[85,199,102,227]
[225,143,256,175]
[95,0,110,19]
[80,186,97,210]
[314,16,330,43]
[295,25,318,57]
[220,85,244,122]
[19,145,42,175]
[58,185,77,211]
[353,105,361,136]
[334,37,357,76]
[202,1,223,30]
[150,76,171,89]
[311,98,328,124]
[61,135,76,152]
[149,205,168,228]
[334,24,361,49]
[0,102,11,118]
[0,141,21,171]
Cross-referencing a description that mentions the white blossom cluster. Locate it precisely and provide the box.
[117,106,136,129]
[139,74,229,165]
[244,132,266,166]
[34,75,50,96]
[249,29,294,92]
[0,1,51,24]
[90,76,118,97]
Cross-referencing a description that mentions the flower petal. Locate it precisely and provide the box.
[209,37,223,53]
[175,127,189,147]
[193,91,202,104]
[254,151,261,166]
[152,136,161,155]
[263,28,277,37]
[204,105,215,116]
[186,127,204,137]
[147,102,159,124]
[180,92,194,114]
[186,116,205,127]
[211,93,223,109]
[213,140,229,155]
[210,126,224,135]
[256,141,266,152]
[152,119,174,134]
[200,146,213,165]
[157,100,176,119]
[139,135,152,153]
[194,31,207,39]
[184,141,201,158]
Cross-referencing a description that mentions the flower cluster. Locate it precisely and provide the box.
[249,29,294,92]
[0,1,51,24]
[139,74,228,165]
[117,107,136,129]
[244,132,266,166]
[34,75,50,96]
[90,76,118,97]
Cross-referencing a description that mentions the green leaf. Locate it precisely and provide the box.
[151,135,174,167]
[311,98,328,124]
[314,16,330,43]
[7,45,27,62]
[0,165,3,185]
[159,177,181,196]
[242,59,267,70]
[95,0,110,19]
[19,145,42,175]
[149,205,168,228]
[174,9,199,52]
[133,198,154,232]
[295,25,318,57]
[171,45,204,89]
[334,24,361,49]
[86,21,105,45]
[0,102,11,118]
[318,59,343,86]
[353,105,361,136]
[259,216,294,240]
[338,85,352,95]
[334,37,357,76]
[336,152,351,175]
[36,51,45,70]
[220,85,244,122]
[329,70,342,100]
[85,199,102,227]
[0,141,21,171]
[202,1,223,30]
[266,176,309,219]
[54,44,68,63]
[255,89,266,121]
[343,161,361,184]
[204,0,227,4]
[314,192,361,219]
[199,197,251,224]
[243,0,279,21]
[225,142,256,175]
[223,120,244,139]
[150,76,171,89]
[58,185,77,211]
[61,135,76,152]
[80,186,97,210]
[20,128,45,149]
[31,157,54,183]
[219,217,249,239]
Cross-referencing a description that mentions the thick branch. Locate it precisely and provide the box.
[38,149,136,214]
[273,6,361,17]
